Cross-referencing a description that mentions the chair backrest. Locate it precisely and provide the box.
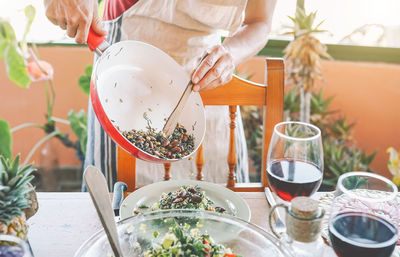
[117,58,284,192]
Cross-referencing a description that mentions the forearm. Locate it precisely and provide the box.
[192,20,272,91]
[223,21,272,66]
[191,0,276,91]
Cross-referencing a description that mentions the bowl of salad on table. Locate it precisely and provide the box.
[74,210,291,257]
[119,179,251,221]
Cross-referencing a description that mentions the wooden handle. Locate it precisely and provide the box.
[162,82,193,136]
[163,52,208,136]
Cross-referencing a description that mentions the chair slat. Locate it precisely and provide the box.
[262,59,284,188]
[199,75,266,106]
[195,144,204,180]
[163,163,171,180]
[227,105,237,187]
[117,147,136,192]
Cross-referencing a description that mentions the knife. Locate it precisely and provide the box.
[265,187,284,224]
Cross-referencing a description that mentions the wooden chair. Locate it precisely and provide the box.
[117,58,284,192]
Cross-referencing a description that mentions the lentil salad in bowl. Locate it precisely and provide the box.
[150,185,226,213]
[119,180,250,221]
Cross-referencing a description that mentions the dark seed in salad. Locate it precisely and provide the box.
[151,185,226,213]
[120,122,195,160]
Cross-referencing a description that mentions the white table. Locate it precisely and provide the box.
[28,192,337,256]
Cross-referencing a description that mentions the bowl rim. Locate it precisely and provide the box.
[0,234,32,256]
[337,171,398,203]
[273,121,321,141]
[119,179,251,221]
[74,209,290,257]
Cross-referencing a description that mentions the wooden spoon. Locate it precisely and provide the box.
[83,166,124,257]
[162,53,208,136]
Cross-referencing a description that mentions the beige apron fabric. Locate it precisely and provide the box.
[118,0,248,184]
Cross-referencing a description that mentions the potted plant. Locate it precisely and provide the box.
[242,1,376,188]
[0,5,88,172]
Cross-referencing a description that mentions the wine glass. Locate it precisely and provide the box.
[328,172,399,257]
[0,235,33,257]
[267,121,323,201]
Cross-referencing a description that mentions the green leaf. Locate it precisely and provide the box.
[4,44,31,88]
[287,15,297,24]
[67,110,88,155]
[0,40,8,59]
[321,179,337,186]
[172,226,184,241]
[0,19,16,58]
[79,130,87,155]
[153,231,159,238]
[78,65,92,95]
[7,175,21,188]
[0,19,16,41]
[15,175,34,189]
[314,19,326,30]
[24,5,36,21]
[0,119,12,159]
[328,164,342,178]
[0,185,9,191]
[85,65,92,76]
[78,76,90,95]
[20,5,36,56]
[67,110,87,138]
[10,154,20,176]
[17,164,32,175]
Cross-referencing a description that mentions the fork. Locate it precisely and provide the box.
[265,187,286,236]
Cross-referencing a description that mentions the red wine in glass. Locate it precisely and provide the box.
[267,159,322,201]
[329,212,398,257]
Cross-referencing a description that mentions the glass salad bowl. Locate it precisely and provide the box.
[74,210,291,257]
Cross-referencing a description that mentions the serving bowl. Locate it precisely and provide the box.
[90,38,206,163]
[74,210,291,257]
[119,179,251,221]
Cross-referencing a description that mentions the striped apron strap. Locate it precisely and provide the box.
[83,17,123,191]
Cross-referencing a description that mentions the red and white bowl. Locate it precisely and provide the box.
[88,31,205,163]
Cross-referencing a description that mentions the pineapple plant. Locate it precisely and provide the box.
[284,6,331,123]
[0,155,35,241]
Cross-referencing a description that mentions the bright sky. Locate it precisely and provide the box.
[0,0,68,43]
[1,0,399,47]
[272,0,400,47]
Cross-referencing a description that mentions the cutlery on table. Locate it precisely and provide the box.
[84,166,124,257]
[265,187,286,236]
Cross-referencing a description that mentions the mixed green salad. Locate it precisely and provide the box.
[144,224,240,257]
[135,185,226,214]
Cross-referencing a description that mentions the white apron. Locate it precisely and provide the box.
[84,0,249,189]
